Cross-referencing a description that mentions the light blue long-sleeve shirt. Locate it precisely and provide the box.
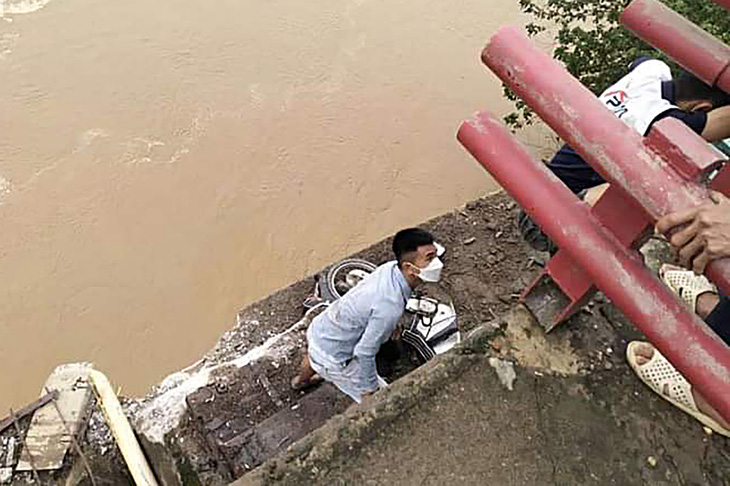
[307,261,411,393]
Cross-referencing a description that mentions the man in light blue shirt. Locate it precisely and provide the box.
[291,228,443,402]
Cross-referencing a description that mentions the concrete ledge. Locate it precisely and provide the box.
[231,322,502,486]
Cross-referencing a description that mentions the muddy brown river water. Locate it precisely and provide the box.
[0,0,555,411]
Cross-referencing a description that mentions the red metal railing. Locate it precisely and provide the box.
[458,110,730,422]
[622,0,730,95]
[457,17,730,422]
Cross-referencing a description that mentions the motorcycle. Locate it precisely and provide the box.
[302,244,460,363]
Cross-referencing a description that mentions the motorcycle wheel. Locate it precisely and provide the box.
[319,258,377,302]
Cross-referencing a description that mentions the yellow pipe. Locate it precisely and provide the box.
[88,370,159,486]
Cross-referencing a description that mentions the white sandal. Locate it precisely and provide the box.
[659,264,716,314]
[626,341,730,437]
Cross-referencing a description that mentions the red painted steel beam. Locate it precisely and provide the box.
[482,26,730,298]
[457,110,730,422]
[710,0,730,12]
[621,0,730,93]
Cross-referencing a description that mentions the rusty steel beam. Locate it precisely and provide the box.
[621,0,730,93]
[457,110,730,423]
[482,26,730,297]
[0,391,57,434]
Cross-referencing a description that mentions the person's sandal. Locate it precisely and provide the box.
[659,264,716,314]
[290,373,323,391]
[626,341,730,437]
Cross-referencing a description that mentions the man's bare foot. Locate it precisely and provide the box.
[291,352,323,391]
[291,373,323,391]
[632,342,730,430]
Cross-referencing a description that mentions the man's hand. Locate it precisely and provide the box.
[656,191,730,273]
[361,390,376,400]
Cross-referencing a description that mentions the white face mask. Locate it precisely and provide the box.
[414,257,443,283]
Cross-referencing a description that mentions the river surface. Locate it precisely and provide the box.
[0,0,552,411]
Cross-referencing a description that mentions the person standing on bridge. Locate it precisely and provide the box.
[520,58,730,252]
[291,228,443,402]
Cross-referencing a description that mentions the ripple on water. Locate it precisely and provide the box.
[0,176,11,204]
[0,33,19,59]
[0,0,53,16]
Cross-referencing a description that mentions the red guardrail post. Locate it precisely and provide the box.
[621,0,730,92]
[458,111,730,423]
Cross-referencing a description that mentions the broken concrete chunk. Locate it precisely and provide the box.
[4,438,15,467]
[0,467,11,484]
[17,363,92,471]
[489,357,516,391]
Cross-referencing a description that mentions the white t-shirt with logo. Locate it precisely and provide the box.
[597,59,676,136]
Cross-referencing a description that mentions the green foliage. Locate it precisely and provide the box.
[505,0,730,129]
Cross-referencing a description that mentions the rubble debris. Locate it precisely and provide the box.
[0,438,14,484]
[257,374,284,409]
[489,357,516,391]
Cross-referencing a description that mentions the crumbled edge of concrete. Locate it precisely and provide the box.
[130,317,310,445]
[232,320,504,486]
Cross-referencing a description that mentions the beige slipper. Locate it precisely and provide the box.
[659,264,716,314]
[626,341,730,437]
